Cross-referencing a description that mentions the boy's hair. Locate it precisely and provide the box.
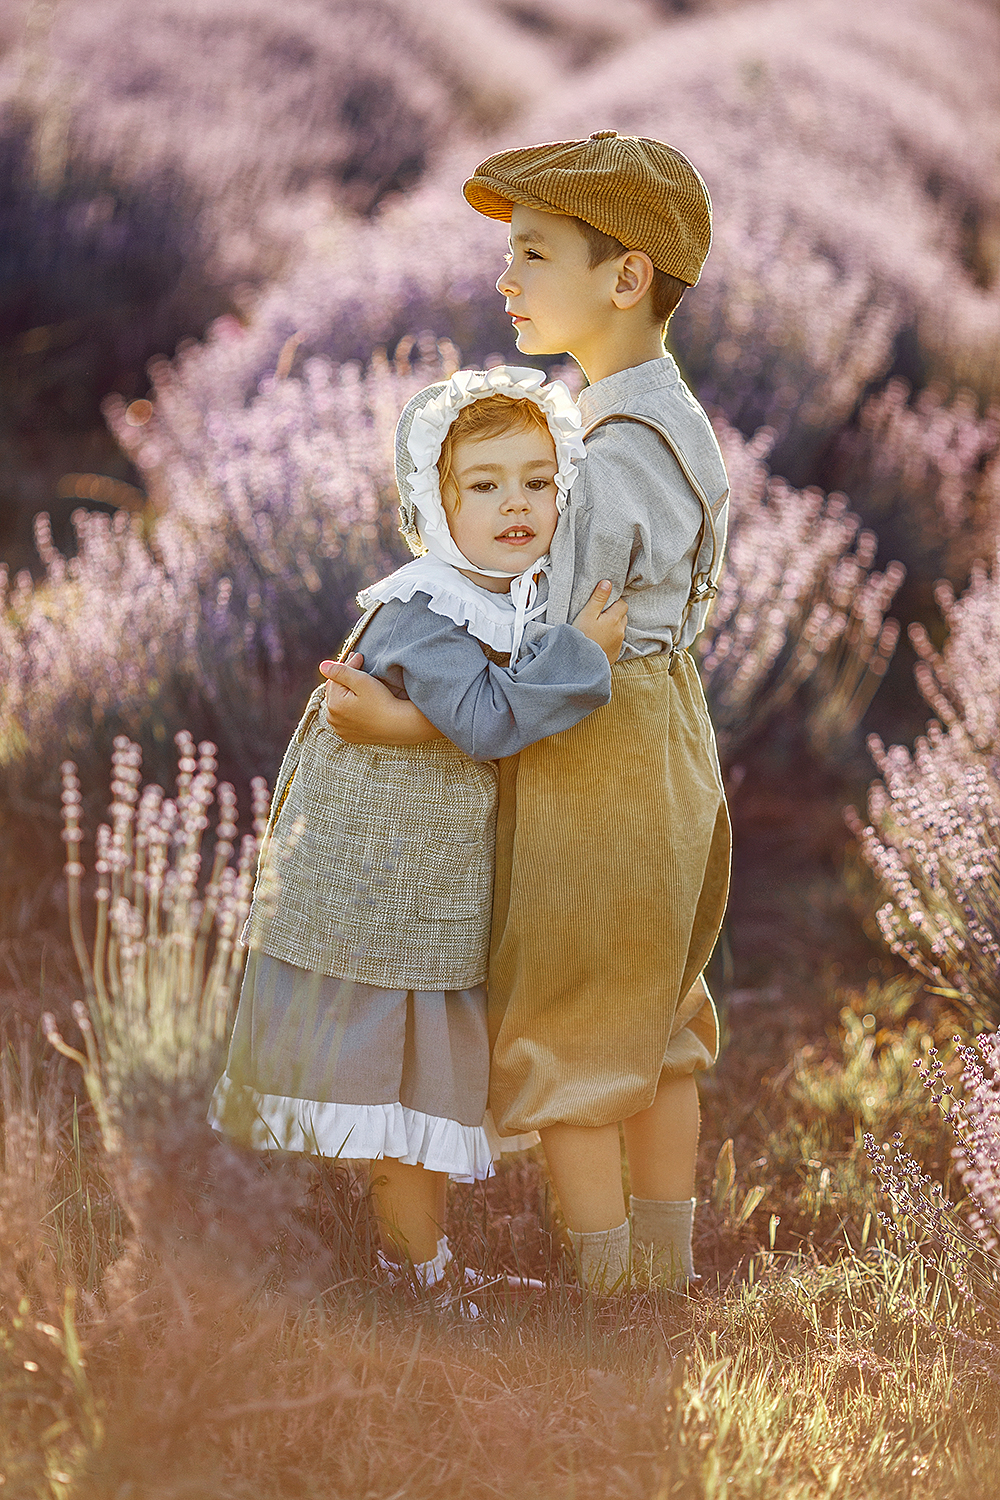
[438,394,553,511]
[574,218,687,326]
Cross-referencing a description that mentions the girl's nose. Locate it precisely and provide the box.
[496,265,517,296]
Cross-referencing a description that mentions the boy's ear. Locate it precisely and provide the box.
[611,251,656,311]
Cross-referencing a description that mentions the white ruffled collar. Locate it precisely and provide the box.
[358,555,548,658]
[400,366,585,580]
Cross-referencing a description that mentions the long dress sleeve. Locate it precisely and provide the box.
[357,596,611,762]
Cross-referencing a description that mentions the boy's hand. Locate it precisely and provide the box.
[319,655,443,745]
[572,580,628,666]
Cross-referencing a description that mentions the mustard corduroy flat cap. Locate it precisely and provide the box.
[463,130,712,286]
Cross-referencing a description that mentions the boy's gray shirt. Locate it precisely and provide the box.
[545,355,729,658]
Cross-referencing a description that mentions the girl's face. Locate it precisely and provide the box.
[442,424,560,589]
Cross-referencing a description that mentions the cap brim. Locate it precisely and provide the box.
[463,177,515,221]
[464,174,598,228]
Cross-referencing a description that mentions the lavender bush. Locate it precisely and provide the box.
[1,0,611,563]
[0,0,652,375]
[1,0,562,242]
[4,0,996,567]
[850,559,1000,1010]
[43,736,326,1289]
[0,342,455,923]
[158,0,999,486]
[702,419,904,760]
[906,563,1000,755]
[865,1028,1000,1309]
[827,380,1000,587]
[51,735,263,1136]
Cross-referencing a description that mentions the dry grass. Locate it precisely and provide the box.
[2,967,998,1499]
[1,744,997,1495]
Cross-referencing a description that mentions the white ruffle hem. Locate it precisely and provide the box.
[210,1073,536,1183]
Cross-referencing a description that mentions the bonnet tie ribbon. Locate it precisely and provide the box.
[509,567,547,665]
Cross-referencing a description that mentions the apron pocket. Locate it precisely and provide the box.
[417,838,488,919]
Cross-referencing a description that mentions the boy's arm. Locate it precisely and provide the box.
[547,423,708,628]
[320,653,442,744]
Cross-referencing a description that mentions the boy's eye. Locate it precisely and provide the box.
[525,250,542,261]
[470,481,496,493]
[526,478,554,490]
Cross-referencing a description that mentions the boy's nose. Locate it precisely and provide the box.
[496,266,517,296]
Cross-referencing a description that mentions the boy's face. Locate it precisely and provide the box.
[497,204,618,361]
[442,425,559,585]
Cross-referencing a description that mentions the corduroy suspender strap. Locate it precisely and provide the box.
[582,412,727,655]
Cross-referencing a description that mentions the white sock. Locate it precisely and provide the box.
[566,1221,630,1295]
[379,1235,451,1288]
[629,1196,697,1285]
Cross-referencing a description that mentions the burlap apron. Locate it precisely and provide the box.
[487,647,730,1132]
[244,604,498,990]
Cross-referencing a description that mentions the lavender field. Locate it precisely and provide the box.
[2,1,1000,1494]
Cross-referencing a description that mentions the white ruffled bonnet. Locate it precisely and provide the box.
[394,365,585,574]
[357,367,585,662]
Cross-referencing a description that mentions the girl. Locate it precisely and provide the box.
[212,366,625,1295]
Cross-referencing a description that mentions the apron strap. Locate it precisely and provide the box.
[336,600,384,663]
[266,602,387,836]
[582,412,728,653]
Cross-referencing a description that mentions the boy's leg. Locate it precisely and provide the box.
[369,1157,447,1269]
[622,1072,701,1286]
[538,1122,630,1293]
[621,1073,700,1200]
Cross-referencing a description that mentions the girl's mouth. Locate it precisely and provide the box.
[496,527,534,543]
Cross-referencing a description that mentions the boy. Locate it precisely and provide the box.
[322,132,730,1293]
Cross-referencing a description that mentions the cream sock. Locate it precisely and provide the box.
[629,1196,697,1286]
[566,1221,630,1295]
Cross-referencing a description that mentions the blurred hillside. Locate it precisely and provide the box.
[3,0,996,570]
[0,0,663,564]
[83,0,999,636]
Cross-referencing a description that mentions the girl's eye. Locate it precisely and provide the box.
[526,478,554,490]
[525,250,541,261]
[470,482,496,493]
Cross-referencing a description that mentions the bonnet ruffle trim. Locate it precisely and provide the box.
[401,366,586,566]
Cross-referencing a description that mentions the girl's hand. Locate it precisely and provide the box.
[572,581,628,666]
[322,651,365,717]
[319,655,443,744]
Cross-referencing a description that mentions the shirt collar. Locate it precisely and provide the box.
[577,354,681,425]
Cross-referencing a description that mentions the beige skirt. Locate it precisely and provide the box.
[488,648,731,1133]
[211,951,498,1182]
